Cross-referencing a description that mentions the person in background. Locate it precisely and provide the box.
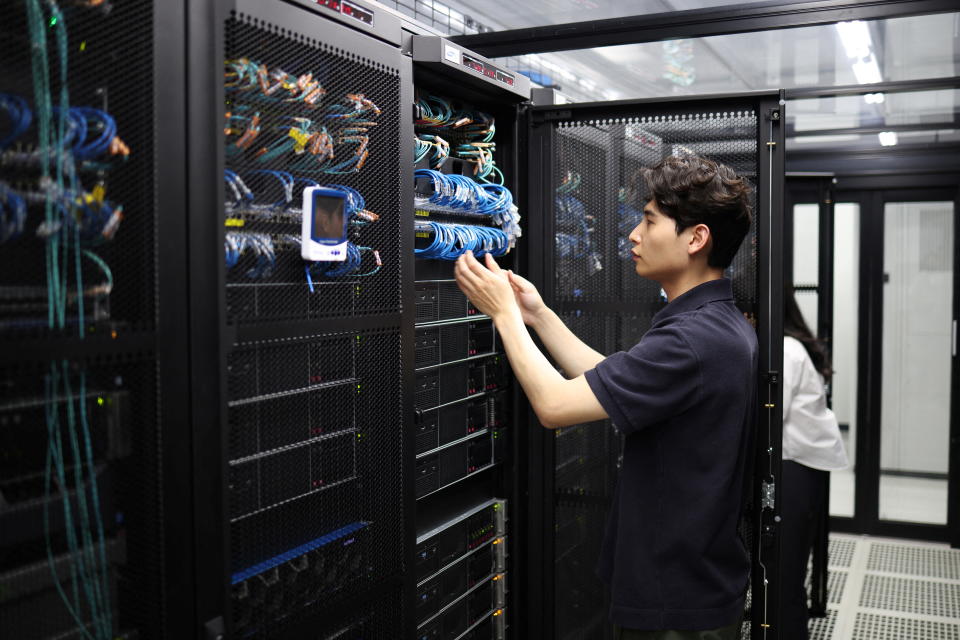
[780,289,849,639]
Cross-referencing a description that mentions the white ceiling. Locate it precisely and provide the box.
[389,0,960,149]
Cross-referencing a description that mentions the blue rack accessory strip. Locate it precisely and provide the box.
[231,521,370,584]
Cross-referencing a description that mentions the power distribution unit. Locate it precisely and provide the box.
[0,1,784,639]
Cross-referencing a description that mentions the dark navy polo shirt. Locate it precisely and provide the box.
[584,278,757,631]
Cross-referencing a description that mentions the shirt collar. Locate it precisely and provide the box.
[653,278,735,324]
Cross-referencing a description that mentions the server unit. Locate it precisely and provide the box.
[416,500,508,640]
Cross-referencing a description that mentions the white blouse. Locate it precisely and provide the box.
[782,336,849,471]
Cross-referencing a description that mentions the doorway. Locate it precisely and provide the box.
[788,177,959,545]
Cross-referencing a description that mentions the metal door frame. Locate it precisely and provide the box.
[523,90,785,639]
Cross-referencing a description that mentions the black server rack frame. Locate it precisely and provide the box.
[0,1,194,639]
[186,0,415,637]
[408,32,528,640]
[521,91,785,639]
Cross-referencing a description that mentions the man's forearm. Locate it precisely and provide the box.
[529,307,605,377]
[493,310,571,423]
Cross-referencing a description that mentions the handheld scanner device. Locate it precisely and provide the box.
[301,186,349,261]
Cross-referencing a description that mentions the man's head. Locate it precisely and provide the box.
[627,155,752,283]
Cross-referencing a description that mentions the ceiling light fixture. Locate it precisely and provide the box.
[835,20,883,85]
[878,131,898,146]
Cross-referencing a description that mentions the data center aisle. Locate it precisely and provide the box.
[809,534,960,640]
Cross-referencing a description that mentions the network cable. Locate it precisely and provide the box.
[414,169,521,247]
[414,221,509,261]
[555,171,601,274]
[26,1,114,637]
[414,134,449,169]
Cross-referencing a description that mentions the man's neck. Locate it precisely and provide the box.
[660,267,725,302]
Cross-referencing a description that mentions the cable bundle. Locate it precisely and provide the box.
[415,169,508,217]
[27,184,124,244]
[415,169,521,248]
[414,134,449,169]
[52,106,129,159]
[224,232,277,279]
[0,93,33,149]
[225,103,377,174]
[224,58,327,106]
[455,112,501,184]
[24,3,115,638]
[305,241,381,280]
[555,171,601,274]
[414,221,509,261]
[415,94,470,128]
[0,181,27,242]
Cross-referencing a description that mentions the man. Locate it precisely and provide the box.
[454,154,758,640]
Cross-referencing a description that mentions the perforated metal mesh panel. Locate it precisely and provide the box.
[829,537,857,569]
[827,570,847,605]
[852,612,960,640]
[545,104,761,639]
[311,588,402,640]
[0,1,157,337]
[551,312,618,640]
[867,543,960,581]
[859,575,960,618]
[223,13,402,323]
[0,358,163,640]
[227,330,402,638]
[808,608,839,640]
[553,113,758,308]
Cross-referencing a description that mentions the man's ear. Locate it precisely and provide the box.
[688,223,712,257]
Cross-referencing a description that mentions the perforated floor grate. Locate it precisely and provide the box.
[851,613,960,640]
[829,538,857,568]
[859,574,960,618]
[828,570,847,605]
[867,543,960,581]
[809,608,839,640]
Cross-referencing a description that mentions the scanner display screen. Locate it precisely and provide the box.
[312,193,346,241]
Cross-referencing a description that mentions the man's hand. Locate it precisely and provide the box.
[454,251,518,322]
[506,271,547,327]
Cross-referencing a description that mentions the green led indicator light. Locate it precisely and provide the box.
[49,16,57,27]
[97,397,104,406]
[79,41,86,51]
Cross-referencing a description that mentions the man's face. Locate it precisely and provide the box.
[627,199,693,282]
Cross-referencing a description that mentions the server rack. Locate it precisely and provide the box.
[523,92,785,640]
[185,0,414,637]
[406,30,530,640]
[0,1,192,639]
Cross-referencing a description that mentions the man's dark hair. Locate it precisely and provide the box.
[639,154,753,269]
